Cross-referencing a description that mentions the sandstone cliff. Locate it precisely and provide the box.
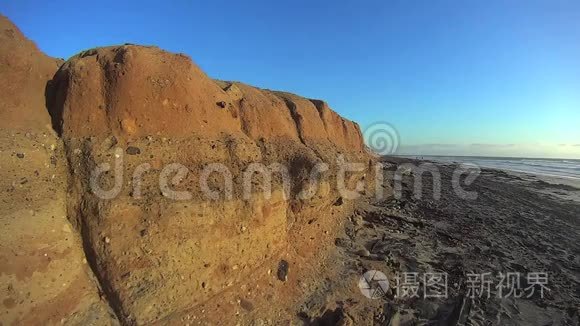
[0,15,62,131]
[0,15,116,325]
[1,16,372,325]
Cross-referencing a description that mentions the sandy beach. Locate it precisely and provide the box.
[292,157,580,325]
[504,170,580,204]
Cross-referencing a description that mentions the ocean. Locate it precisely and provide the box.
[405,156,580,180]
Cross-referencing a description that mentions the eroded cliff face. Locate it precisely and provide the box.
[0,15,117,325]
[0,16,62,132]
[2,16,373,325]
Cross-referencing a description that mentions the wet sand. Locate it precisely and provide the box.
[505,170,580,204]
[298,157,580,325]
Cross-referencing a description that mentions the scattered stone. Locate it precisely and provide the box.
[104,236,111,244]
[416,300,439,320]
[140,229,148,237]
[16,153,24,159]
[126,146,141,155]
[216,101,226,108]
[337,313,354,326]
[352,214,364,226]
[277,260,289,281]
[400,166,413,176]
[334,238,350,248]
[356,248,371,257]
[333,197,344,206]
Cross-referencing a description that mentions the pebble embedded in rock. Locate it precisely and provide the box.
[277,260,289,282]
[108,136,118,149]
[126,146,141,155]
[239,298,254,311]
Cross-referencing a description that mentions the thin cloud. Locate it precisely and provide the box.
[422,144,459,148]
[399,144,459,150]
[470,143,515,148]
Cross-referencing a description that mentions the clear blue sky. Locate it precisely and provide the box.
[2,0,579,158]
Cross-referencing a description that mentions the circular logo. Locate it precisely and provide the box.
[363,122,400,155]
[359,270,390,299]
